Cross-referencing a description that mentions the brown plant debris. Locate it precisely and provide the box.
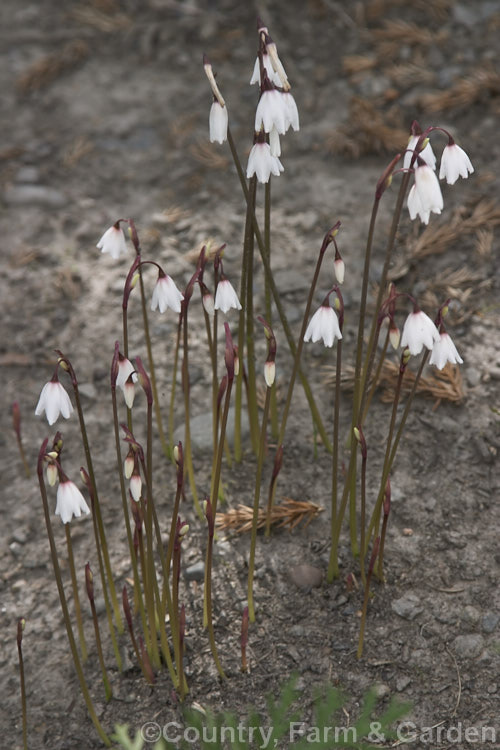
[342,55,377,76]
[189,140,229,170]
[410,199,500,259]
[70,3,131,32]
[324,360,464,405]
[372,20,448,52]
[326,97,407,157]
[16,41,89,93]
[362,0,452,23]
[418,68,500,112]
[62,136,94,167]
[216,498,324,534]
[379,361,464,406]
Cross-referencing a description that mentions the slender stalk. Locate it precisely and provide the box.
[168,320,182,453]
[204,500,225,679]
[17,618,28,750]
[264,180,279,438]
[330,336,343,564]
[181,298,202,518]
[377,480,391,581]
[357,536,380,659]
[244,177,260,455]
[64,525,88,662]
[122,586,154,684]
[226,126,330,449]
[12,402,30,478]
[57,353,123,634]
[361,327,390,424]
[248,387,271,623]
[85,564,112,701]
[37,440,111,746]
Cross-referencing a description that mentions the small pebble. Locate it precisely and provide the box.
[184,561,205,582]
[481,613,500,634]
[391,593,422,621]
[289,564,323,591]
[452,634,484,659]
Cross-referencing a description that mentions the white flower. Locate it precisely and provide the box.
[246,142,284,183]
[255,89,288,134]
[97,224,128,260]
[56,480,90,524]
[282,92,299,132]
[400,310,440,356]
[151,273,184,314]
[35,379,74,426]
[429,332,463,370]
[130,473,142,503]
[250,54,281,87]
[304,305,342,348]
[439,143,474,185]
[214,278,242,314]
[209,101,228,145]
[403,135,436,170]
[202,291,215,317]
[116,355,136,389]
[414,164,443,214]
[408,163,443,224]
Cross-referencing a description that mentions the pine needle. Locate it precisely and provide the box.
[216,498,324,534]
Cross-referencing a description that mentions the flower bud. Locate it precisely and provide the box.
[47,461,58,487]
[264,360,275,387]
[124,449,135,480]
[389,325,400,350]
[334,257,345,284]
[130,473,142,503]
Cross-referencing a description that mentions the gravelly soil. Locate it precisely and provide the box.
[1,1,499,749]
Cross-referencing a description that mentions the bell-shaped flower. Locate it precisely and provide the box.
[400,310,440,356]
[264,360,276,388]
[116,354,136,389]
[414,163,443,214]
[35,378,74,426]
[97,224,128,260]
[56,479,90,524]
[151,271,184,314]
[130,473,142,503]
[269,127,281,157]
[304,304,342,348]
[246,142,284,184]
[429,331,463,369]
[250,54,281,87]
[282,91,299,132]
[209,101,228,145]
[439,142,474,185]
[255,89,288,134]
[403,135,436,170]
[214,277,242,314]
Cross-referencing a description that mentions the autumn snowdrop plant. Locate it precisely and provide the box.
[24,18,478,745]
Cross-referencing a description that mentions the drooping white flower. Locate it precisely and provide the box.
[214,278,242,314]
[403,135,437,170]
[246,142,284,183]
[35,379,74,426]
[334,257,345,284]
[429,331,463,369]
[116,354,136,389]
[130,473,142,503]
[97,224,128,260]
[407,183,430,224]
[304,305,342,348]
[282,91,299,132]
[255,89,288,134]
[400,310,440,356]
[209,101,228,145]
[414,163,443,215]
[439,142,474,185]
[56,480,90,524]
[151,272,184,314]
[250,54,281,87]
[264,361,276,388]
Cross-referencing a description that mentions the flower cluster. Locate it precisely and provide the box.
[405,124,474,225]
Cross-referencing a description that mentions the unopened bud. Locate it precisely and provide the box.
[389,325,400,350]
[58,358,69,372]
[124,451,134,480]
[85,562,94,601]
[17,617,26,647]
[441,304,449,318]
[234,350,240,377]
[124,379,135,409]
[264,361,275,387]
[353,427,361,443]
[130,272,140,289]
[130,473,142,502]
[334,257,345,285]
[47,462,58,486]
[202,292,215,317]
[402,347,411,365]
[334,297,341,311]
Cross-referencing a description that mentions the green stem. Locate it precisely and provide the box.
[248,387,271,623]
[245,177,260,455]
[330,336,342,571]
[65,525,88,662]
[168,321,182,454]
[264,179,279,439]
[357,537,380,659]
[37,442,111,747]
[181,307,202,518]
[17,621,28,750]
[88,589,113,701]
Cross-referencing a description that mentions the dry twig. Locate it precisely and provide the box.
[16,41,89,92]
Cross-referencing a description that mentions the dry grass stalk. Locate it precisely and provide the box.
[189,140,229,170]
[474,228,494,258]
[419,68,500,112]
[326,97,407,157]
[62,136,94,167]
[379,360,464,405]
[70,4,131,32]
[16,41,89,93]
[342,55,377,75]
[411,200,500,259]
[363,0,452,23]
[372,20,448,58]
[386,61,435,87]
[216,498,324,534]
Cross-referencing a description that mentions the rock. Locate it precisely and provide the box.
[452,634,484,659]
[289,564,323,591]
[460,605,481,626]
[396,675,411,692]
[481,613,500,634]
[391,593,422,621]
[174,406,249,453]
[465,367,481,387]
[184,561,205,582]
[16,166,40,183]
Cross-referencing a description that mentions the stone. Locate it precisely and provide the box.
[391,593,422,621]
[481,613,500,634]
[452,634,484,659]
[289,564,323,591]
[184,561,205,582]
[4,184,66,208]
